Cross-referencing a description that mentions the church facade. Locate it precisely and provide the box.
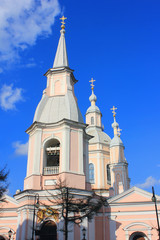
[0,19,159,240]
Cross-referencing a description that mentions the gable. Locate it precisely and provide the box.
[108,187,156,204]
[0,195,18,209]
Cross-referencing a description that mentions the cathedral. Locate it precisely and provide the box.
[0,17,159,240]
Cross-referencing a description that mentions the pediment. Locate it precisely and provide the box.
[0,194,18,208]
[108,186,159,204]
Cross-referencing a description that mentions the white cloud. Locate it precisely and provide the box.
[0,84,23,110]
[0,0,60,65]
[21,58,36,68]
[12,141,28,156]
[136,176,160,189]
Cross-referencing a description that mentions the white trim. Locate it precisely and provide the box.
[124,222,152,231]
[0,216,17,220]
[104,210,158,216]
[2,195,18,205]
[116,218,157,221]
[42,134,62,148]
[124,222,152,240]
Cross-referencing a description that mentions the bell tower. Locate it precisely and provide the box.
[24,17,90,191]
[110,106,130,195]
[85,79,111,195]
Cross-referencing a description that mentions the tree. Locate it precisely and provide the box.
[0,167,8,201]
[40,180,107,240]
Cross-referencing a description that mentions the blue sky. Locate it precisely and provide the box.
[0,0,160,196]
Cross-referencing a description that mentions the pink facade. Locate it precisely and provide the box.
[0,21,159,240]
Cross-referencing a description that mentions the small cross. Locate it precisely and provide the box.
[89,78,96,90]
[117,127,122,137]
[110,106,117,117]
[60,16,67,28]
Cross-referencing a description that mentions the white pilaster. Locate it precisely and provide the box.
[62,126,70,172]
[33,129,42,174]
[85,139,89,182]
[97,152,101,188]
[88,218,95,240]
[26,209,33,240]
[57,219,64,239]
[68,223,74,240]
[81,218,88,240]
[109,215,117,240]
[101,152,105,188]
[15,211,21,240]
[26,137,32,176]
[21,209,27,240]
[78,129,84,174]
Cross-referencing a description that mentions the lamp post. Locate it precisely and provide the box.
[32,193,39,240]
[8,229,13,240]
[152,186,160,240]
[82,227,86,240]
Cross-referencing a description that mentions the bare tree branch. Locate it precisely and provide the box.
[40,179,107,240]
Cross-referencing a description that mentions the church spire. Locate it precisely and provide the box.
[53,16,69,68]
[110,106,130,194]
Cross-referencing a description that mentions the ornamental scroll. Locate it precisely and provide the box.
[37,208,59,223]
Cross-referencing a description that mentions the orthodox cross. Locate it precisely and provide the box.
[117,127,122,137]
[89,78,96,90]
[110,106,117,117]
[60,16,67,29]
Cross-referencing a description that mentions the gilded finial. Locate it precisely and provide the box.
[117,127,122,137]
[111,106,117,118]
[89,78,96,90]
[60,16,67,29]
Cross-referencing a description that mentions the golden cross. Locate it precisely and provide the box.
[117,127,122,137]
[110,106,117,117]
[60,16,67,29]
[89,78,96,90]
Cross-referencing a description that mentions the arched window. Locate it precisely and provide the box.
[91,117,94,125]
[89,163,95,184]
[129,232,147,240]
[44,139,60,175]
[107,164,111,184]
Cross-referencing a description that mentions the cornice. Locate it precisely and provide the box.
[26,119,88,135]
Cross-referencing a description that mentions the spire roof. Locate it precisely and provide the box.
[53,17,69,68]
